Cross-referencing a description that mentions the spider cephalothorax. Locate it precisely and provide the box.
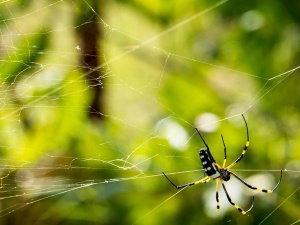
[219,168,230,181]
[163,114,282,214]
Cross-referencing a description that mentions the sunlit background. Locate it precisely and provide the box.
[0,0,299,224]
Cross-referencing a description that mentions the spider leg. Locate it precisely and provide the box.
[195,128,222,169]
[162,172,211,189]
[226,114,250,170]
[230,170,283,193]
[221,134,227,168]
[216,179,220,211]
[221,180,254,214]
[195,128,216,162]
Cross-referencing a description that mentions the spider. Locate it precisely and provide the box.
[163,114,282,214]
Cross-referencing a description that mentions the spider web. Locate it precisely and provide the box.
[0,1,299,225]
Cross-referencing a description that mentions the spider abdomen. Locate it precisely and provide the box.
[199,149,218,177]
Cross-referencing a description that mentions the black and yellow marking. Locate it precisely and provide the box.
[216,179,220,211]
[257,188,272,193]
[217,203,220,211]
[230,170,282,193]
[195,176,211,185]
[221,134,227,168]
[162,173,213,189]
[226,115,250,170]
[235,205,246,215]
[221,180,253,214]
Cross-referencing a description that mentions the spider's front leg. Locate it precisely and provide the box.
[226,114,250,170]
[162,172,211,189]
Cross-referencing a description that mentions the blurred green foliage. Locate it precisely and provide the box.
[0,0,299,225]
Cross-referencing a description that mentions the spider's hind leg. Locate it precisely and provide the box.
[216,179,220,212]
[221,180,254,214]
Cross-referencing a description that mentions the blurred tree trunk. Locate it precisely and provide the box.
[78,1,104,121]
